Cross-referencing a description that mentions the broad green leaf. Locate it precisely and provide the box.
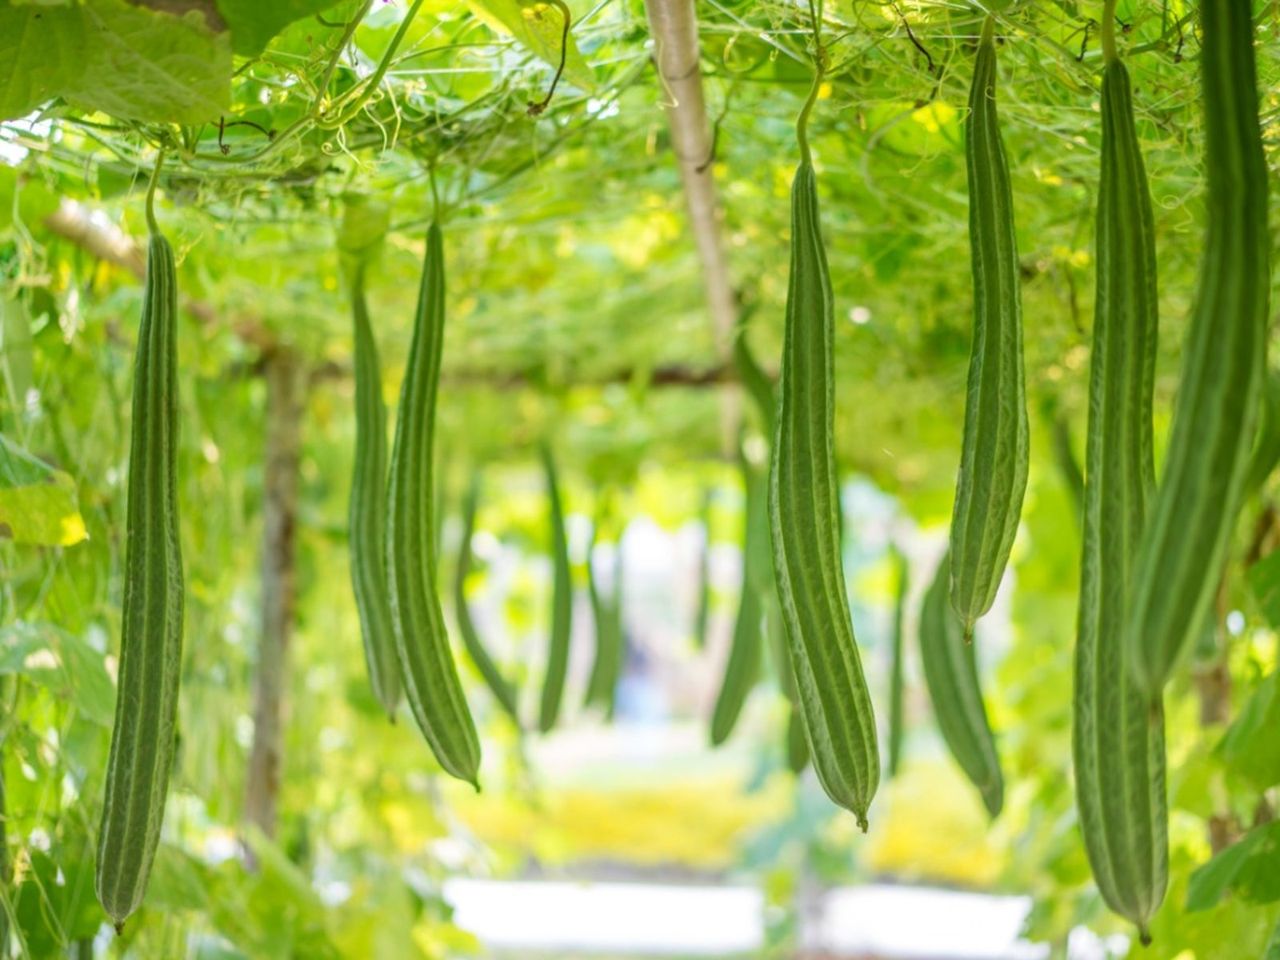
[215,0,355,56]
[1218,670,1280,789]
[0,623,115,726]
[0,433,86,546]
[1187,830,1267,913]
[0,3,80,121]
[145,845,214,913]
[0,0,230,124]
[466,0,593,93]
[13,847,100,954]
[71,0,231,122]
[1187,822,1280,912]
[1248,548,1280,628]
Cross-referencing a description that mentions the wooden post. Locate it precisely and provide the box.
[244,346,305,852]
[642,0,741,447]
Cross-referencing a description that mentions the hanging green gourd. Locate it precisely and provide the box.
[538,441,574,733]
[1073,6,1167,940]
[585,511,626,718]
[947,15,1030,639]
[347,262,402,722]
[386,221,481,786]
[1124,0,1271,695]
[710,448,767,745]
[886,546,909,780]
[692,487,714,650]
[919,554,1003,819]
[768,11,879,828]
[97,156,186,928]
[455,471,522,727]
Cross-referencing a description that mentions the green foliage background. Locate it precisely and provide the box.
[1,0,1279,956]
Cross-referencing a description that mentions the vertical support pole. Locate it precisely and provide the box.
[244,346,304,852]
[643,0,741,447]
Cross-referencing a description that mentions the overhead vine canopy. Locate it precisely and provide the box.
[1,0,1277,503]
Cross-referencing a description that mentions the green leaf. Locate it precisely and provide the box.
[1248,549,1280,628]
[0,1,78,121]
[0,0,230,124]
[1187,822,1280,912]
[0,433,86,546]
[13,847,100,954]
[465,0,593,93]
[1218,670,1280,789]
[0,623,116,726]
[215,0,354,56]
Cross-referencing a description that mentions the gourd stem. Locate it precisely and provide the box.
[428,165,441,222]
[796,0,825,166]
[145,149,165,235]
[1100,0,1118,62]
[320,0,425,128]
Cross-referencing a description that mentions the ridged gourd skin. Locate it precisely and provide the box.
[1124,0,1271,696]
[455,473,522,726]
[386,223,481,786]
[537,443,574,733]
[96,232,185,927]
[948,16,1029,637]
[710,455,767,745]
[348,265,402,721]
[886,547,909,779]
[769,158,879,828]
[1073,51,1168,944]
[919,554,1003,819]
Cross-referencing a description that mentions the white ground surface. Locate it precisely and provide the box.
[444,878,1129,959]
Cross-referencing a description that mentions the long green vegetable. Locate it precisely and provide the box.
[734,318,777,438]
[1124,0,1271,695]
[538,442,573,733]
[1074,20,1168,940]
[1,738,9,955]
[96,179,185,927]
[919,554,1003,819]
[692,488,713,650]
[386,222,480,786]
[886,547,909,779]
[455,471,522,726]
[348,263,401,721]
[769,54,879,828]
[735,314,806,771]
[1244,370,1280,499]
[711,454,767,745]
[766,601,809,774]
[948,15,1029,637]
[585,522,625,717]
